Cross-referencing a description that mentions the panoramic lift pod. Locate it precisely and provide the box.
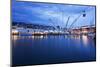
[69,10,87,29]
[83,11,86,17]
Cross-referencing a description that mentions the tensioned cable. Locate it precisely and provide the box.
[68,6,91,30]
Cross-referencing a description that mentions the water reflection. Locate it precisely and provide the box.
[12,35,94,48]
[82,35,88,46]
[12,35,20,47]
[64,35,81,39]
[12,35,48,40]
[12,35,19,41]
[12,34,96,66]
[31,35,47,39]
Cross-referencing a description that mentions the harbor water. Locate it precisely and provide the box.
[12,35,96,66]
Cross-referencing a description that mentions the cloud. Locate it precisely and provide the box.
[12,1,96,28]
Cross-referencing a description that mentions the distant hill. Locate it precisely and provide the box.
[12,22,55,30]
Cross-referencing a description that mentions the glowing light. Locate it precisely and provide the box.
[12,29,19,34]
[12,35,19,41]
[82,30,88,33]
[82,35,88,46]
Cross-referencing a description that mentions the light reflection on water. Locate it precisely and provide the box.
[12,35,96,66]
[12,35,88,40]
[82,35,88,46]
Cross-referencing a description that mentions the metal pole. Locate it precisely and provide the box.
[66,16,70,29]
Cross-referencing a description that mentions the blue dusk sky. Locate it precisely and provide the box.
[12,0,96,28]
